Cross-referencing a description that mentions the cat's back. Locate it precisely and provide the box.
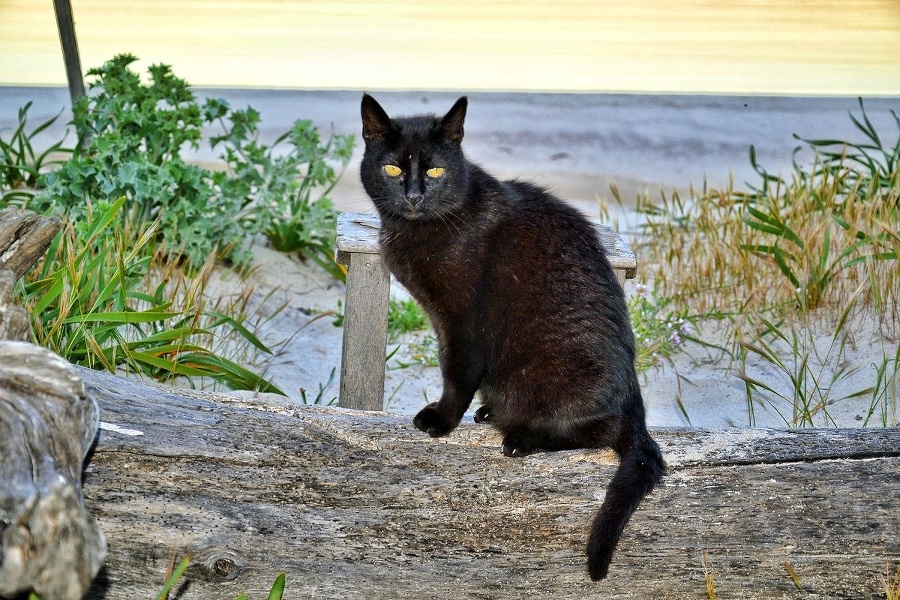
[487,179,615,283]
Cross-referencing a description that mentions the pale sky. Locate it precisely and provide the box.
[1,0,898,94]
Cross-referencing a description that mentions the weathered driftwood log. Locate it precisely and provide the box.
[0,271,29,342]
[0,206,62,341]
[75,367,899,599]
[0,206,62,280]
[0,342,105,600]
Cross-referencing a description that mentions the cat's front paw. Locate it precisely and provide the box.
[473,405,494,424]
[413,404,458,437]
[501,431,537,458]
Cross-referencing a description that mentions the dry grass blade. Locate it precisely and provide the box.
[784,558,802,590]
[885,564,900,600]
[701,551,716,600]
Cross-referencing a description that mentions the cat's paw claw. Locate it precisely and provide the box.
[473,405,494,424]
[501,432,535,458]
[413,404,457,437]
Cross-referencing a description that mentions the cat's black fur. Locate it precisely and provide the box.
[359,94,666,581]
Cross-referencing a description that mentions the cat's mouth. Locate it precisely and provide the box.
[399,205,428,220]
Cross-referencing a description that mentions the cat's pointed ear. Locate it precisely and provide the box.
[361,93,394,143]
[440,96,467,144]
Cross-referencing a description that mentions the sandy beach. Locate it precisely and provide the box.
[1,88,897,429]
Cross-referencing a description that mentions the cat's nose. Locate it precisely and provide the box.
[406,192,424,207]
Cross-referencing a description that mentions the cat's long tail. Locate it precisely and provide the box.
[586,411,666,581]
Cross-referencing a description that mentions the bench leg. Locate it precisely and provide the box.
[338,252,390,411]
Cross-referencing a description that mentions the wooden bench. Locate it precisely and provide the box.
[335,211,637,411]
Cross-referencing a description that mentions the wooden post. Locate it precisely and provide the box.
[335,213,391,411]
[52,0,86,107]
[337,251,390,410]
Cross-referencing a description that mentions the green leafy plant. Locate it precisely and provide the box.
[387,297,430,340]
[793,96,899,196]
[36,55,240,267]
[299,367,337,405]
[405,334,440,367]
[21,196,282,393]
[639,99,898,323]
[34,53,353,275]
[739,156,897,310]
[156,557,190,600]
[207,103,353,280]
[864,343,900,427]
[736,293,873,427]
[333,297,431,342]
[156,557,285,600]
[0,101,72,205]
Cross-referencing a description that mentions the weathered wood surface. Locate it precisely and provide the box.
[0,207,62,342]
[0,206,62,280]
[0,271,29,342]
[72,366,899,599]
[0,342,105,600]
[337,251,391,410]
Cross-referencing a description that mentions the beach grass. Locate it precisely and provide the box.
[630,99,899,427]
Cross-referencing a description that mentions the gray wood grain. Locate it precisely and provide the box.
[0,271,29,341]
[338,251,391,410]
[73,367,898,599]
[0,207,62,342]
[0,342,105,600]
[0,207,62,280]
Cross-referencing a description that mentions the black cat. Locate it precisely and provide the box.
[359,94,665,581]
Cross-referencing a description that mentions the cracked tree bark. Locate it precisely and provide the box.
[0,343,106,600]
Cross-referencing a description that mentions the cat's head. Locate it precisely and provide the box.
[360,94,470,221]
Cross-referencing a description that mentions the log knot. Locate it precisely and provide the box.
[186,547,248,583]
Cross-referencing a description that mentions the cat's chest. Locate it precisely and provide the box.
[380,224,482,307]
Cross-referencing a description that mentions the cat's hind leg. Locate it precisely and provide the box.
[499,414,621,458]
[473,404,494,423]
[500,429,541,457]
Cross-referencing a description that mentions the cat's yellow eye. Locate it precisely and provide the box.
[383,164,402,177]
[426,167,445,178]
